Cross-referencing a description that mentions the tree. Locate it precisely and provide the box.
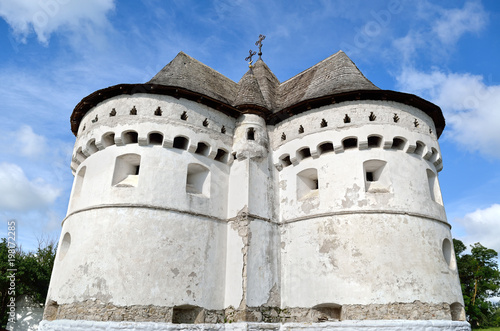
[454,239,500,328]
[0,237,57,328]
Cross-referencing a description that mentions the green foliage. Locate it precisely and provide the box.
[454,239,500,329]
[0,237,57,328]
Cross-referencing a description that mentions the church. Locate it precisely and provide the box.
[40,37,470,330]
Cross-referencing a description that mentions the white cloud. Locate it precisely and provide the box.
[432,1,487,45]
[454,204,500,254]
[0,162,61,211]
[16,125,47,158]
[0,0,115,44]
[397,68,500,158]
[392,1,487,65]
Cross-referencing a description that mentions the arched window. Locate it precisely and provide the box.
[342,137,357,149]
[414,141,425,156]
[367,135,382,148]
[148,132,163,145]
[173,136,189,150]
[317,142,334,154]
[195,142,210,156]
[297,147,311,160]
[122,131,138,144]
[280,154,292,167]
[102,132,115,148]
[214,149,228,163]
[86,139,98,154]
[391,137,406,150]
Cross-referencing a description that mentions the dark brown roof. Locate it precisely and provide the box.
[70,51,445,136]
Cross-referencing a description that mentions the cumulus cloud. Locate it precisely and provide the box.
[397,68,500,158]
[454,204,500,254]
[393,1,487,65]
[0,162,61,211]
[0,0,115,44]
[432,1,487,45]
[16,125,47,158]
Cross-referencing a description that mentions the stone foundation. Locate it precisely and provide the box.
[43,300,465,323]
[39,320,471,331]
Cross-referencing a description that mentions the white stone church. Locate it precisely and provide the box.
[40,46,470,330]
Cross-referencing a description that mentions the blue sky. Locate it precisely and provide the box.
[0,0,499,254]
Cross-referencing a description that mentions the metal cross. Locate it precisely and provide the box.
[245,49,257,66]
[255,34,266,57]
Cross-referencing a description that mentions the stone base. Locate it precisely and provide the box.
[39,320,471,331]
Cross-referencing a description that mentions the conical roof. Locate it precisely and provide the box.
[148,51,237,105]
[233,67,268,110]
[251,58,280,110]
[278,50,379,110]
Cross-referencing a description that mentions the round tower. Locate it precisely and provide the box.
[41,50,469,331]
[45,91,235,323]
[272,99,463,321]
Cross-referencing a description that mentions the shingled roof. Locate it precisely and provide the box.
[70,51,445,136]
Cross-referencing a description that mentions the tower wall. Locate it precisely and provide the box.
[46,95,236,321]
[271,100,464,319]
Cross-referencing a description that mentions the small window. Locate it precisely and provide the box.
[414,141,425,156]
[426,169,442,204]
[122,131,138,144]
[364,160,388,193]
[75,148,86,163]
[186,164,210,196]
[58,232,71,261]
[71,166,86,204]
[280,155,292,167]
[318,142,334,154]
[450,302,464,321]
[112,154,141,187]
[173,136,189,150]
[102,132,115,148]
[442,238,453,268]
[297,147,311,160]
[342,138,357,149]
[312,304,341,321]
[430,148,439,162]
[87,139,98,154]
[247,128,255,140]
[172,305,203,324]
[214,149,228,163]
[195,142,210,156]
[367,135,381,148]
[297,168,319,200]
[148,132,163,145]
[392,137,406,150]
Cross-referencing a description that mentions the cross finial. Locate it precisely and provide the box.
[255,34,266,57]
[245,49,257,67]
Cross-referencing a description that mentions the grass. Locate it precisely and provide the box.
[481,328,500,331]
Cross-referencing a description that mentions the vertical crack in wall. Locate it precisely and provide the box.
[231,206,251,311]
